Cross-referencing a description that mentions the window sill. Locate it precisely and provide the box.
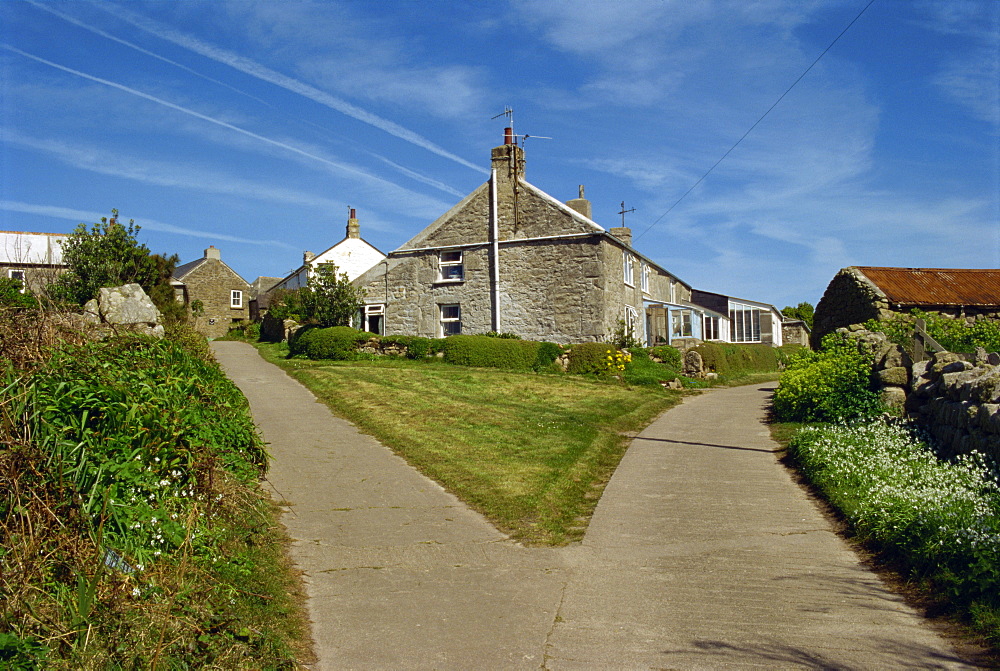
[433,279,465,285]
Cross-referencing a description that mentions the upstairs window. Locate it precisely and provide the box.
[439,250,464,281]
[440,304,461,336]
[230,290,243,309]
[640,263,650,293]
[623,252,634,286]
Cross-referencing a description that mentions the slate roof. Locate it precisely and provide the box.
[855,267,1000,307]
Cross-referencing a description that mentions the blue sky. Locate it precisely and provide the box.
[1,0,997,309]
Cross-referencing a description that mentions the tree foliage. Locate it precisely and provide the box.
[781,302,815,329]
[54,210,183,322]
[297,263,364,328]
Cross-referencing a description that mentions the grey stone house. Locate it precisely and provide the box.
[813,266,1000,346]
[0,230,68,294]
[353,131,692,344]
[172,246,252,338]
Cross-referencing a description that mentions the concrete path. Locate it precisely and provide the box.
[211,341,981,670]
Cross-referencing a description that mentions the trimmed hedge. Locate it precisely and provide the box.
[441,334,539,370]
[692,342,781,376]
[566,342,618,374]
[290,326,375,360]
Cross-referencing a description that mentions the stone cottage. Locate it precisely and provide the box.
[0,230,68,294]
[813,266,1000,346]
[172,246,253,338]
[352,129,694,344]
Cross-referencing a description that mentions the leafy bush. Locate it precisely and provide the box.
[647,345,682,375]
[484,331,521,339]
[441,334,540,370]
[788,418,1000,644]
[222,319,261,342]
[0,328,311,666]
[292,326,375,360]
[380,335,433,359]
[772,333,882,422]
[693,342,781,376]
[534,341,563,371]
[866,310,1000,355]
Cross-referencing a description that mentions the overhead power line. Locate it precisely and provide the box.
[635,0,878,243]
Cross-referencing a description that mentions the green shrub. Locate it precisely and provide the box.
[534,341,563,371]
[441,335,540,370]
[222,319,261,342]
[621,348,679,386]
[287,324,321,356]
[296,326,375,360]
[866,310,1000,355]
[566,342,618,375]
[693,342,780,376]
[647,345,682,375]
[0,277,38,309]
[772,333,882,422]
[380,335,433,359]
[484,331,521,339]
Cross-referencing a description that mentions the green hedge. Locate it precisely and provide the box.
[566,342,617,374]
[692,342,781,375]
[647,345,682,374]
[441,334,540,370]
[290,326,375,360]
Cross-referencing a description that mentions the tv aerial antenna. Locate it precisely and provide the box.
[490,106,552,146]
[618,201,636,226]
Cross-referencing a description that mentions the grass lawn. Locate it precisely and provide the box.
[255,343,684,545]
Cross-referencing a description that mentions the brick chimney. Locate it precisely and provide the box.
[491,127,524,182]
[204,245,221,260]
[610,227,632,247]
[346,207,360,239]
[566,185,592,219]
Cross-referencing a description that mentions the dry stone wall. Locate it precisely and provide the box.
[840,326,999,463]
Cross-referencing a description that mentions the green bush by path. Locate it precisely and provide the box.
[566,342,617,374]
[788,418,1000,646]
[693,342,781,376]
[647,345,682,374]
[772,333,883,423]
[0,327,308,668]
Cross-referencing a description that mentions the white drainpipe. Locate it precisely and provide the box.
[490,168,501,332]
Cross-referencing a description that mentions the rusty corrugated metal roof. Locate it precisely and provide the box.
[855,267,1000,307]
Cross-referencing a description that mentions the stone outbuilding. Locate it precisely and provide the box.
[0,230,68,294]
[813,266,1000,346]
[352,129,694,344]
[172,246,253,338]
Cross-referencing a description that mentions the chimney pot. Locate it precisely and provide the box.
[504,127,514,145]
[346,209,361,239]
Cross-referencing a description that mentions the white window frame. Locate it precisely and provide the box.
[8,269,26,292]
[640,263,649,293]
[624,305,639,339]
[438,250,464,282]
[704,315,721,341]
[440,303,461,336]
[623,252,634,286]
[362,303,385,334]
[729,302,761,342]
[230,290,243,309]
[671,309,693,338]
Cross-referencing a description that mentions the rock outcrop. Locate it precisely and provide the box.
[82,283,164,338]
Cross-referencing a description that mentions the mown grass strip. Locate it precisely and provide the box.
[256,343,683,545]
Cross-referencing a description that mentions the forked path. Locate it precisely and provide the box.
[211,341,981,670]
